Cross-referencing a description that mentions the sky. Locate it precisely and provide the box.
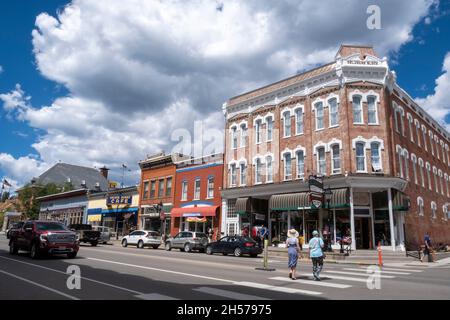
[1,0,450,191]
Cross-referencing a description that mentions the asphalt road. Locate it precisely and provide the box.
[0,235,449,300]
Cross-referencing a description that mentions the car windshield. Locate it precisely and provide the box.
[36,222,67,231]
[195,233,207,238]
[148,231,160,236]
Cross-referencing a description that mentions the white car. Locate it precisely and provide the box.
[121,230,162,249]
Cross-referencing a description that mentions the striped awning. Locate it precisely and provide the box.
[235,197,251,215]
[269,193,311,211]
[393,190,410,211]
[325,188,350,209]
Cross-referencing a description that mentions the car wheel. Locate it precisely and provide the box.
[91,241,98,247]
[67,252,77,259]
[206,246,213,255]
[30,242,40,259]
[184,243,191,253]
[9,241,18,255]
[122,239,128,247]
[152,245,160,249]
[234,247,242,257]
[165,242,172,251]
[137,240,144,249]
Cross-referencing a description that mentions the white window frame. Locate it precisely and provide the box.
[403,149,410,181]
[411,154,418,185]
[295,148,306,180]
[316,146,327,175]
[265,114,274,142]
[422,125,428,151]
[282,110,292,138]
[429,131,435,156]
[370,141,382,172]
[328,97,339,127]
[314,101,325,131]
[230,124,238,150]
[407,113,414,143]
[419,158,425,188]
[181,180,188,201]
[255,119,262,144]
[398,106,406,137]
[207,176,214,199]
[239,122,247,148]
[417,197,424,216]
[367,95,379,125]
[426,162,432,190]
[439,169,444,195]
[431,201,437,219]
[330,144,341,174]
[230,163,237,187]
[253,157,264,185]
[352,95,364,124]
[239,161,247,187]
[445,173,450,198]
[193,178,201,200]
[293,105,304,135]
[266,155,273,183]
[282,150,293,181]
[414,119,421,147]
[433,166,439,193]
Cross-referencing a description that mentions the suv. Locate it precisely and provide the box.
[121,230,162,249]
[68,224,101,246]
[8,221,79,259]
[165,231,209,253]
[6,221,24,239]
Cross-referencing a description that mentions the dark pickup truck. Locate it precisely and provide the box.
[9,220,79,259]
[68,224,101,246]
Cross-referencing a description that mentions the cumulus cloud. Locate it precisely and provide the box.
[416,52,450,129]
[0,0,438,188]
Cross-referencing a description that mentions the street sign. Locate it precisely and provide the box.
[310,192,323,209]
[308,175,324,194]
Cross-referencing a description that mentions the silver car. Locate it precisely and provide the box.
[121,230,162,249]
[165,231,209,253]
[93,226,112,244]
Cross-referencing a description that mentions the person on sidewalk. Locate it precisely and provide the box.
[286,229,301,280]
[420,233,433,262]
[308,230,325,281]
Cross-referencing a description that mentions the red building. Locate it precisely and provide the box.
[170,154,223,239]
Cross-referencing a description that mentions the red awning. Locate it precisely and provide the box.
[170,206,219,218]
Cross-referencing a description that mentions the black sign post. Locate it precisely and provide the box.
[308,175,324,209]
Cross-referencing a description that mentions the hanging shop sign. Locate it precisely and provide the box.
[107,195,132,205]
[308,175,324,194]
[310,193,323,209]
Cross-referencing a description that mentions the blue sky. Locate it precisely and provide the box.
[1,0,450,189]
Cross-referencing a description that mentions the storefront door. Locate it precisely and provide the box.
[355,217,371,249]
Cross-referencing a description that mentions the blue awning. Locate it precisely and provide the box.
[101,208,138,214]
[87,208,102,215]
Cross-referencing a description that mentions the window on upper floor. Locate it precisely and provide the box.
[404,151,410,181]
[150,180,156,199]
[371,142,382,172]
[230,164,237,187]
[329,98,339,127]
[415,122,421,147]
[240,123,247,147]
[207,177,214,199]
[426,164,432,190]
[367,96,378,125]
[295,108,303,134]
[284,153,292,180]
[266,116,273,141]
[433,168,439,193]
[143,181,149,199]
[445,174,450,198]
[255,159,263,184]
[397,148,404,178]
[165,177,172,197]
[296,150,305,179]
[158,179,165,198]
[443,205,449,221]
[352,96,363,124]
[356,142,366,172]
[407,115,414,142]
[422,127,428,151]
[429,132,435,156]
[266,155,273,183]
[317,147,326,175]
[419,160,425,188]
[417,197,424,216]
[411,157,418,185]
[315,102,324,130]
[181,180,188,201]
[240,163,247,186]
[231,126,237,149]
[283,111,291,137]
[439,172,444,195]
[331,144,341,174]
[431,201,437,219]
[255,120,262,144]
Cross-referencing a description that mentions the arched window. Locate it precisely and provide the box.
[230,125,237,149]
[433,166,439,193]
[445,173,450,198]
[283,152,292,180]
[426,162,432,190]
[230,163,237,186]
[266,116,273,142]
[398,107,406,136]
[367,95,378,124]
[411,154,418,185]
[283,111,291,137]
[431,201,437,219]
[329,98,339,127]
[419,158,425,188]
[371,142,382,172]
[296,150,305,179]
[429,131,435,156]
[352,95,363,124]
[255,158,263,184]
[295,107,304,135]
[407,113,414,142]
[317,147,326,175]
[439,170,444,195]
[240,123,247,147]
[315,102,325,130]
[239,162,247,186]
[396,146,404,178]
[266,155,273,183]
[415,120,421,147]
[331,144,341,174]
[417,197,424,216]
[422,126,428,151]
[403,150,409,181]
[356,142,366,172]
[255,119,262,144]
[443,205,448,221]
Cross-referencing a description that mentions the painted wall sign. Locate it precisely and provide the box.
[107,195,132,205]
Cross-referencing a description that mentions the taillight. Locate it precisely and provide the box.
[245,242,254,247]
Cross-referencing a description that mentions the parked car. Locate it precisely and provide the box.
[8,220,79,259]
[68,224,101,246]
[121,230,162,249]
[205,236,263,257]
[165,231,209,253]
[6,221,24,239]
[92,226,112,244]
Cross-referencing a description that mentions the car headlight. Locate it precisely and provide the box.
[40,234,48,242]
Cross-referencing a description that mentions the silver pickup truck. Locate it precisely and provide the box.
[92,226,112,244]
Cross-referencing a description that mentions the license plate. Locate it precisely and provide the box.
[59,246,66,250]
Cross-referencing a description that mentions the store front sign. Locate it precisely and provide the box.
[308,175,324,194]
[310,193,323,209]
[107,195,132,205]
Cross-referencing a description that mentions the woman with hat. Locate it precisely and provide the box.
[286,229,301,280]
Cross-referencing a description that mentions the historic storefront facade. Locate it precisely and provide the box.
[221,44,449,251]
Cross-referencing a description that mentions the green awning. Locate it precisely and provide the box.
[235,197,251,215]
[269,193,311,211]
[162,205,173,213]
[324,188,350,209]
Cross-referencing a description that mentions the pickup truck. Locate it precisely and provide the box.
[6,221,24,239]
[9,220,79,259]
[68,224,101,246]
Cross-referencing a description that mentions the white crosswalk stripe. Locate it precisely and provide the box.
[235,281,322,296]
[269,276,352,289]
[343,268,411,275]
[324,270,395,279]
[296,272,367,283]
[193,287,271,300]
[376,267,423,273]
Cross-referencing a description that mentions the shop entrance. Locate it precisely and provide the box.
[306,220,318,243]
[355,217,371,249]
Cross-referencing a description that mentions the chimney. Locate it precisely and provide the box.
[99,166,109,179]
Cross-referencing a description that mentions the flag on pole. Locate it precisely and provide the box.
[3,179,12,187]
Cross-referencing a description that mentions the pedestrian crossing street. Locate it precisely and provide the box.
[134,263,434,300]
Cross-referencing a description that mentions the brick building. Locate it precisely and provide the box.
[221,44,450,251]
[170,154,223,239]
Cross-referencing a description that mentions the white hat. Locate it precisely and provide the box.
[288,229,299,238]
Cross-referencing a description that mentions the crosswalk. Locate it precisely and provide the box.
[133,264,429,300]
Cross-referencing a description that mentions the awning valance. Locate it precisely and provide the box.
[325,188,350,209]
[235,197,251,215]
[269,193,311,211]
[170,206,219,218]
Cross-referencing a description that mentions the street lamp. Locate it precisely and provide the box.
[324,187,333,252]
[155,201,165,241]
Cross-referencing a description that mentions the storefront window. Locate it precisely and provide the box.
[270,212,288,244]
[374,210,391,246]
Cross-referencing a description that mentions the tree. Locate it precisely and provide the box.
[1,191,10,202]
[17,183,66,219]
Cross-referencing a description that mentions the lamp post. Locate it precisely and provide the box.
[324,187,333,252]
[156,201,165,241]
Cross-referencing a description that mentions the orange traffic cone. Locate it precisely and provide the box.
[377,241,383,267]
